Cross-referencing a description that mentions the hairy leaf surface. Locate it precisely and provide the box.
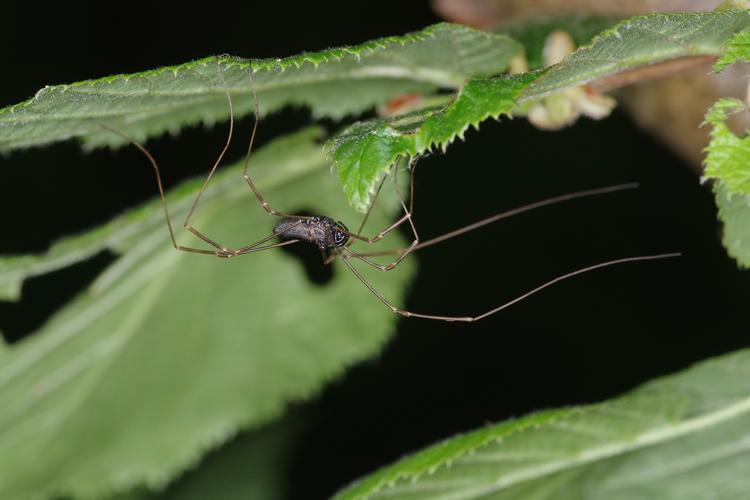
[337,349,750,500]
[499,14,618,69]
[327,11,750,211]
[525,11,750,97]
[715,29,750,71]
[0,23,521,152]
[702,97,750,267]
[326,72,539,210]
[703,98,750,196]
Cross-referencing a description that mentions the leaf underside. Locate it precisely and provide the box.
[336,349,750,500]
[0,23,521,152]
[0,129,415,500]
[498,13,619,69]
[3,14,749,213]
[326,72,539,211]
[126,415,304,500]
[326,10,750,211]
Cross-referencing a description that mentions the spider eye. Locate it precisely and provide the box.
[334,222,349,247]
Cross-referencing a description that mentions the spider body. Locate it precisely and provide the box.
[274,216,350,251]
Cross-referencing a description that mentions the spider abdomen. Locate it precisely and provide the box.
[274,216,349,250]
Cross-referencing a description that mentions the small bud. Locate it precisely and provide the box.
[544,30,576,66]
[509,54,529,75]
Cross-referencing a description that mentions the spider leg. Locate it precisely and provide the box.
[342,157,421,271]
[100,61,305,259]
[340,252,680,322]
[100,120,305,258]
[174,62,240,253]
[345,183,640,259]
[346,169,390,247]
[241,69,304,219]
[347,156,420,246]
[340,245,416,272]
[234,238,300,256]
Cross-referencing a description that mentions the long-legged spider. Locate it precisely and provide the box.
[102,63,678,322]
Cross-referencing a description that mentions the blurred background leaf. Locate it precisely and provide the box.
[113,415,304,500]
[0,129,414,499]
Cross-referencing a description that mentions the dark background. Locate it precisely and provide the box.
[3,2,749,498]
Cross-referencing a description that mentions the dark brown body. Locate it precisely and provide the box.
[274,216,349,251]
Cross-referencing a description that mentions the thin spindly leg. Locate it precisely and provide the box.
[99,119,306,258]
[175,64,239,252]
[235,239,300,256]
[340,252,680,322]
[345,183,640,259]
[241,69,302,219]
[336,158,421,271]
[347,164,392,245]
[347,156,420,246]
[99,61,305,258]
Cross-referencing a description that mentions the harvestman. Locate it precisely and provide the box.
[102,65,679,322]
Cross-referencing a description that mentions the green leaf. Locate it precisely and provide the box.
[0,129,415,499]
[499,13,618,69]
[526,10,750,97]
[327,72,539,211]
[702,97,750,267]
[714,184,750,268]
[327,11,750,211]
[119,416,304,500]
[702,97,750,196]
[0,128,329,302]
[0,200,166,302]
[0,23,521,152]
[336,349,750,500]
[715,29,750,71]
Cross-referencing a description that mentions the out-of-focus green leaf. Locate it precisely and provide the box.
[115,416,303,500]
[336,349,750,500]
[0,23,522,152]
[0,128,324,301]
[0,128,414,499]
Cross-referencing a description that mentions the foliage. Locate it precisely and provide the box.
[327,11,750,210]
[2,9,750,500]
[0,129,413,499]
[715,29,750,71]
[336,349,750,499]
[0,23,521,152]
[703,29,750,268]
[498,13,618,70]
